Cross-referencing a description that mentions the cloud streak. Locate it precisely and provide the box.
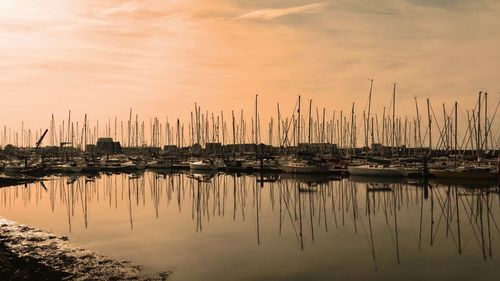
[236,2,328,21]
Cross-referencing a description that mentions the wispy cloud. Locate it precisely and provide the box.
[236,2,328,21]
[98,1,141,17]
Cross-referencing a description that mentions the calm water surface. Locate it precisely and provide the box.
[0,172,499,281]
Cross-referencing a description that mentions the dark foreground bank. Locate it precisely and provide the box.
[0,218,171,281]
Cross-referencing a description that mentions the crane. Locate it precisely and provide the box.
[36,129,48,149]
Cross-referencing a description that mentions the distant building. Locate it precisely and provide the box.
[86,138,121,154]
[163,145,178,154]
[205,143,222,154]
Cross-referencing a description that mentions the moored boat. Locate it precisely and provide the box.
[430,165,498,180]
[55,163,83,173]
[348,164,407,177]
[280,159,327,174]
[146,160,173,170]
[3,161,26,175]
[189,159,217,171]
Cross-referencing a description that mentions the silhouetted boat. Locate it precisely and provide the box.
[430,165,498,181]
[189,159,217,171]
[348,164,406,177]
[146,160,173,169]
[280,159,327,174]
[3,161,27,175]
[56,163,82,173]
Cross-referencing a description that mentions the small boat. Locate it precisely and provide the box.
[3,161,26,175]
[20,164,48,177]
[430,165,498,181]
[403,164,423,178]
[224,159,247,172]
[55,163,82,173]
[81,161,100,173]
[101,158,139,172]
[146,160,173,170]
[280,159,327,174]
[348,164,406,177]
[189,159,217,171]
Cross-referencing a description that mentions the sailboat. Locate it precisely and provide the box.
[189,159,218,171]
[54,162,83,173]
[430,164,498,181]
[348,164,407,177]
[3,160,27,175]
[280,158,328,174]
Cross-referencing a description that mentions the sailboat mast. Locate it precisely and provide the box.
[277,104,281,150]
[454,102,458,164]
[298,95,301,147]
[414,97,422,152]
[427,99,432,154]
[477,91,482,157]
[392,84,396,157]
[83,114,87,152]
[484,92,488,150]
[255,94,258,148]
[366,79,373,149]
[308,99,312,146]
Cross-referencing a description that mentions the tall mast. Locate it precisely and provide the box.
[308,99,312,146]
[484,92,488,150]
[255,94,258,147]
[381,107,385,148]
[351,103,355,151]
[454,101,458,164]
[477,91,482,157]
[414,97,422,152]
[232,110,236,147]
[67,110,71,145]
[426,98,432,154]
[322,108,326,147]
[277,103,281,150]
[83,114,87,152]
[221,111,225,148]
[128,108,132,147]
[298,95,301,147]
[340,110,343,151]
[392,83,396,157]
[135,114,139,148]
[366,79,373,149]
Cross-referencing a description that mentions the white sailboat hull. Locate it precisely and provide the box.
[281,165,326,174]
[348,165,406,177]
[189,162,217,171]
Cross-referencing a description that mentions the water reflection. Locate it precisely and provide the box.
[0,172,499,280]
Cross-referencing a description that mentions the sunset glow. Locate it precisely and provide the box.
[1,0,499,131]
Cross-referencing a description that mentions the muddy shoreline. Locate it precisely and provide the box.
[0,218,171,281]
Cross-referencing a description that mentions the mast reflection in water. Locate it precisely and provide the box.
[0,172,499,281]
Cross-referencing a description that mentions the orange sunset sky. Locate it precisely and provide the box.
[1,0,499,133]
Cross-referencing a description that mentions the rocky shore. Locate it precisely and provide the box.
[0,218,171,281]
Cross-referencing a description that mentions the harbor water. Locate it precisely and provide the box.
[0,172,499,281]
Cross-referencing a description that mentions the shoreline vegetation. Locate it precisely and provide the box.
[0,218,171,281]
